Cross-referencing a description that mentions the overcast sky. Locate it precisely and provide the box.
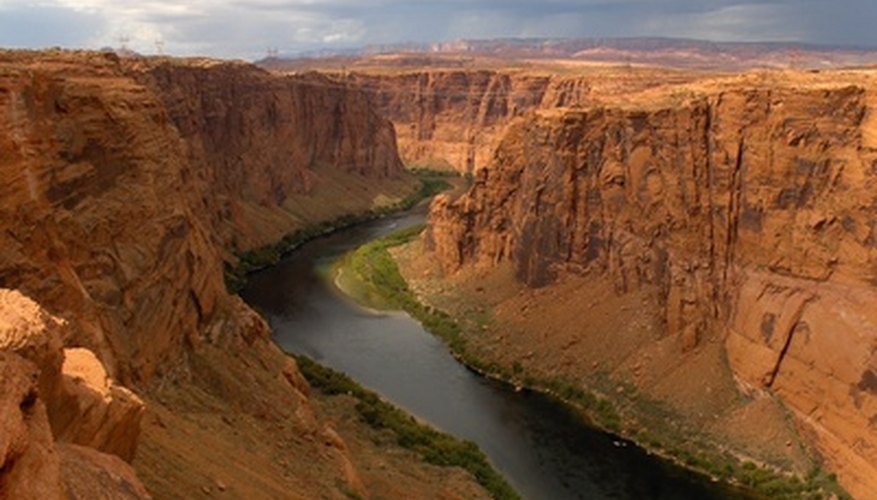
[0,1,873,60]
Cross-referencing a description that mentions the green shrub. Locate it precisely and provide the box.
[294,355,519,500]
[225,174,452,292]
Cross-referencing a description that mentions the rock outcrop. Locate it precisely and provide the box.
[0,289,65,407]
[425,71,877,497]
[0,289,149,499]
[54,348,145,461]
[0,351,64,500]
[0,289,144,462]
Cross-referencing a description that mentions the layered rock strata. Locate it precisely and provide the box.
[129,59,407,251]
[338,69,701,172]
[425,72,877,497]
[0,50,409,383]
[1,50,447,498]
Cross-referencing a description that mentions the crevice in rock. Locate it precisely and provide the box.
[765,295,815,388]
[724,137,745,288]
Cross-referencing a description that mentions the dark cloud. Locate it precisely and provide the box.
[0,1,873,59]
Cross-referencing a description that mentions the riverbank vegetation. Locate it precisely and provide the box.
[294,354,520,500]
[336,226,850,500]
[224,174,451,292]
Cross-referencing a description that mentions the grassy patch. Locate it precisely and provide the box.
[225,175,451,292]
[408,166,461,177]
[337,226,851,500]
[294,354,519,500]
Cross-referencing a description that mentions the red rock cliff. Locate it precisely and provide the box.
[130,59,406,250]
[0,51,486,499]
[0,51,408,383]
[426,72,877,497]
[1,51,227,383]
[341,68,699,172]
[0,50,414,496]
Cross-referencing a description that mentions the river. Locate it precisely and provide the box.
[241,206,747,500]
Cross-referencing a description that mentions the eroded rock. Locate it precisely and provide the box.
[54,348,145,462]
[425,73,877,496]
[59,443,151,500]
[0,289,65,408]
[0,352,64,500]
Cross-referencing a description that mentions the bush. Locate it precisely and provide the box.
[294,355,519,500]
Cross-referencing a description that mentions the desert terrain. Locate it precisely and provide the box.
[3,36,877,499]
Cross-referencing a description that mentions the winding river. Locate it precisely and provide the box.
[241,205,747,500]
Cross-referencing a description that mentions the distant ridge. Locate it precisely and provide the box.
[259,36,877,71]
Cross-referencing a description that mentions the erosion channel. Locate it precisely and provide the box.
[241,203,752,500]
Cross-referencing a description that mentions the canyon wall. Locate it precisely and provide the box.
[0,50,415,497]
[348,70,554,172]
[0,51,226,384]
[426,73,877,497]
[340,69,701,173]
[0,50,408,384]
[130,60,407,250]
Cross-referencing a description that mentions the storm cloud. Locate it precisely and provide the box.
[0,0,873,60]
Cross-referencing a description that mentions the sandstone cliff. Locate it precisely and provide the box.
[337,68,701,173]
[424,70,877,497]
[1,50,229,383]
[129,59,408,251]
[0,50,410,383]
[1,50,474,498]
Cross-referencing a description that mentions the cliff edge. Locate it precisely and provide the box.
[422,69,877,497]
[1,50,481,499]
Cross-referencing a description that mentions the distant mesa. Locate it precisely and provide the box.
[258,36,877,71]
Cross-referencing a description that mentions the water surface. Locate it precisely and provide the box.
[242,208,746,500]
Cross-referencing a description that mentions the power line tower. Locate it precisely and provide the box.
[117,35,131,52]
[155,38,165,55]
[266,47,279,59]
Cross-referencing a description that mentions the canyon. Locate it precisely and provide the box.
[0,49,484,498]
[3,42,877,500]
[403,67,877,498]
[264,61,707,174]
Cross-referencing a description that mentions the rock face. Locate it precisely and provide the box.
[0,289,65,407]
[349,70,554,172]
[130,60,406,250]
[340,69,696,173]
[0,289,149,499]
[0,51,228,383]
[0,289,144,462]
[0,50,415,497]
[54,348,145,462]
[426,72,877,497]
[0,351,64,500]
[0,51,408,383]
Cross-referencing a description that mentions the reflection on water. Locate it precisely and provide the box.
[241,210,745,500]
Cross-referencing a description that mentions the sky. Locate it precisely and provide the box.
[0,1,874,60]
